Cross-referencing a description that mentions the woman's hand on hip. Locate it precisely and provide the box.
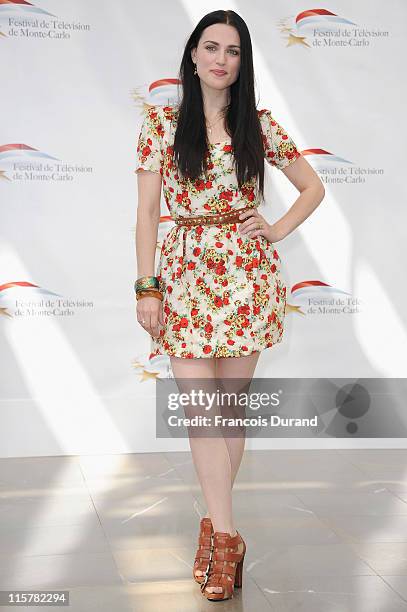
[238,208,281,243]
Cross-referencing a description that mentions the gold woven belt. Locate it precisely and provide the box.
[173,205,253,227]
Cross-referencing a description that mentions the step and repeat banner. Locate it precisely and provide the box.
[1,1,405,456]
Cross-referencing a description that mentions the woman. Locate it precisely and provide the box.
[135,9,325,602]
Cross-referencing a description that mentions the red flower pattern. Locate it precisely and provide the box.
[136,105,300,359]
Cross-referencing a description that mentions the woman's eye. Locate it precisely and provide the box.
[205,46,239,56]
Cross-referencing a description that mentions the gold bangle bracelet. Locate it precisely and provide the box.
[135,277,159,292]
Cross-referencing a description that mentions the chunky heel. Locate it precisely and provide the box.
[234,555,244,588]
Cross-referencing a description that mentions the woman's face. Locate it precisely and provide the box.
[191,23,241,91]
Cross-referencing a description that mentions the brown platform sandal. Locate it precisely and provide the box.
[200,530,246,601]
[193,517,213,584]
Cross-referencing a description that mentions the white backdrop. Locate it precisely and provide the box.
[1,1,406,457]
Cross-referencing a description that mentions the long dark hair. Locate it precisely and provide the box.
[173,10,266,200]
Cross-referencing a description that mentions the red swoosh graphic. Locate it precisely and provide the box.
[296,9,338,23]
[0,281,40,292]
[291,280,331,293]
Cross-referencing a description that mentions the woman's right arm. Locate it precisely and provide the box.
[135,169,164,339]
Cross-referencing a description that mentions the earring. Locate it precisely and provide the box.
[193,63,197,75]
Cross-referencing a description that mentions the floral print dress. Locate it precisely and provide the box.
[135,104,301,359]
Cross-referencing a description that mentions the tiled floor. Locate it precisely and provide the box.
[1,449,407,610]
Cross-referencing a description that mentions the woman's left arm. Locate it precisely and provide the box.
[239,156,325,242]
[268,155,325,242]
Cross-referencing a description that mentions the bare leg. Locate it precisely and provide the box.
[216,350,260,488]
[170,355,233,533]
[170,351,260,593]
[201,349,261,512]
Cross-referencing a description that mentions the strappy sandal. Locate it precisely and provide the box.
[200,530,246,601]
[193,517,213,584]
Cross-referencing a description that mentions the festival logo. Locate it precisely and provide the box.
[0,143,92,182]
[301,148,383,185]
[0,281,93,318]
[288,280,361,316]
[0,0,90,39]
[278,8,389,49]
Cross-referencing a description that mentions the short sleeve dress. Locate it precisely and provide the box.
[135,105,301,359]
